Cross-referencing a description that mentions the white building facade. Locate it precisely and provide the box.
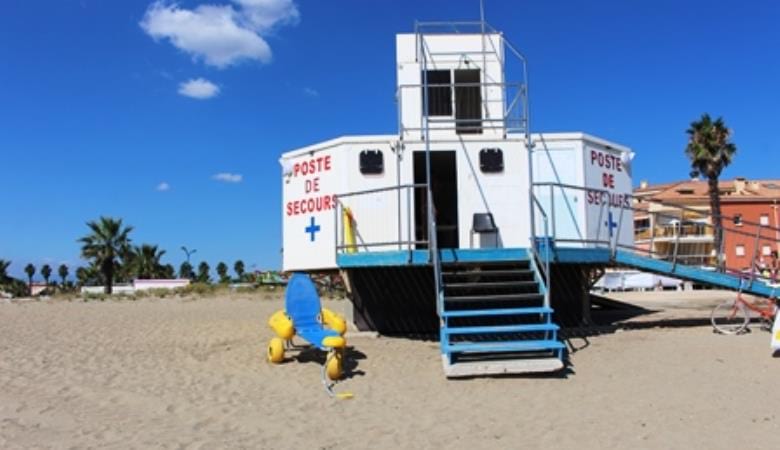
[281,28,633,272]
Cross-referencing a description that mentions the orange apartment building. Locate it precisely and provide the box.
[633,178,780,272]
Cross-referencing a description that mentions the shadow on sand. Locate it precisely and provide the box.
[292,344,367,380]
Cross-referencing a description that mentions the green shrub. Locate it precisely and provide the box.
[146,288,172,298]
[235,285,259,294]
[82,292,107,302]
[175,282,216,297]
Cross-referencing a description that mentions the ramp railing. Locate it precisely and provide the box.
[531,181,780,285]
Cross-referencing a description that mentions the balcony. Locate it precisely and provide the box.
[635,223,714,243]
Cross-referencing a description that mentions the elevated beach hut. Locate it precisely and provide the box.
[280,18,635,376]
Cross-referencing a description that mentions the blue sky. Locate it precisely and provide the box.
[1,0,779,278]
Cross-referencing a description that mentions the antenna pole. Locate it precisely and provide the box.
[479,0,485,30]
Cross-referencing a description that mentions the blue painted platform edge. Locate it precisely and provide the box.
[337,248,531,268]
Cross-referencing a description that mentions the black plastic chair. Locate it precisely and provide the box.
[470,213,498,248]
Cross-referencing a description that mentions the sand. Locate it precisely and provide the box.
[1,292,778,449]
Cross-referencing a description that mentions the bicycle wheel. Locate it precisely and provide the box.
[711,299,749,334]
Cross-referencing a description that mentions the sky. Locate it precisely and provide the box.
[1,0,779,279]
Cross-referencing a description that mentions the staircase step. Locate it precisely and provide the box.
[444,293,543,303]
[442,355,564,377]
[442,269,533,278]
[444,323,559,336]
[444,281,538,289]
[445,339,565,354]
[442,306,552,318]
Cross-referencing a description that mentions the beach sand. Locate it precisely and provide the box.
[1,292,778,449]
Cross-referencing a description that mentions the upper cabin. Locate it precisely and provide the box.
[280,24,634,272]
[396,31,511,140]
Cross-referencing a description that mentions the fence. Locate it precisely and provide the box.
[531,182,780,279]
[333,184,429,261]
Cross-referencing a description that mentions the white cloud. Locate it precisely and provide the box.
[303,87,319,97]
[233,0,299,32]
[140,0,299,68]
[156,182,171,191]
[178,78,220,99]
[212,172,243,183]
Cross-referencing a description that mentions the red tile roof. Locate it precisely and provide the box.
[635,179,780,204]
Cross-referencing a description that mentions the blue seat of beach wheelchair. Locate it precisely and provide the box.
[286,272,340,350]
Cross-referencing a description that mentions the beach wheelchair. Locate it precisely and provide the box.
[267,273,349,396]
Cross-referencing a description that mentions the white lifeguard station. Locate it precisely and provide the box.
[280,17,635,376]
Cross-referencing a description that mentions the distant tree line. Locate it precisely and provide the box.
[1,216,251,296]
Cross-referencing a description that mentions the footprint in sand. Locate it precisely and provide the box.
[192,418,214,431]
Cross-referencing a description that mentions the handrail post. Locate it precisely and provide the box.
[407,186,412,263]
[649,211,656,259]
[750,223,763,289]
[549,184,556,240]
[396,145,402,251]
[419,30,443,317]
[671,219,681,271]
[613,202,626,259]
[544,214,551,309]
[529,187,537,247]
[333,198,340,261]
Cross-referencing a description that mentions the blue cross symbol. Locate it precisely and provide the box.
[305,216,321,242]
[605,211,618,237]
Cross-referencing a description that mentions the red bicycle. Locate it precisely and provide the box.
[711,276,778,334]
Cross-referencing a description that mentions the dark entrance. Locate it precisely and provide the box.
[414,151,459,249]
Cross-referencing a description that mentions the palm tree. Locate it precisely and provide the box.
[41,264,52,285]
[76,266,100,287]
[58,264,69,286]
[0,259,10,282]
[216,262,229,283]
[24,263,35,291]
[0,260,27,298]
[685,114,737,268]
[78,216,133,294]
[130,244,167,279]
[162,264,175,279]
[197,262,211,283]
[234,260,245,282]
[179,261,194,280]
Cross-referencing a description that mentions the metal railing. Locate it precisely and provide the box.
[530,181,780,283]
[530,194,552,308]
[334,184,428,261]
[397,81,528,136]
[413,19,531,317]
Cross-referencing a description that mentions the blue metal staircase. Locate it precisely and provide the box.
[439,257,565,377]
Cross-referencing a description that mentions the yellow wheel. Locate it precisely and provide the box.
[267,337,284,363]
[326,351,343,380]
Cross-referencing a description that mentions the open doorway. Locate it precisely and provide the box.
[414,151,459,249]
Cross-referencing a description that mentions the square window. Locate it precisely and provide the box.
[760,214,770,226]
[763,245,772,256]
[735,245,745,257]
[479,148,503,173]
[733,214,743,226]
[359,150,383,175]
[422,70,452,117]
[454,69,482,134]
